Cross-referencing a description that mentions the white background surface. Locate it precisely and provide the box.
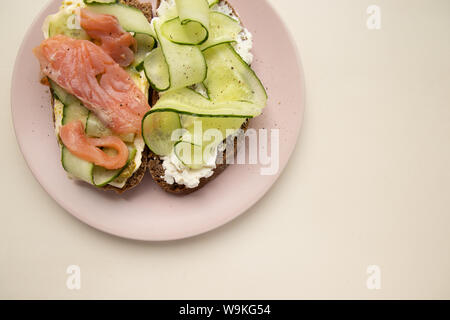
[1,0,449,299]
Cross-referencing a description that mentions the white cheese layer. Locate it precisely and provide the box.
[162,151,216,189]
[158,0,253,189]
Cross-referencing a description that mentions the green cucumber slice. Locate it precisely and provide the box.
[49,80,77,106]
[49,80,89,127]
[161,17,208,45]
[92,145,137,187]
[180,115,245,143]
[142,47,170,91]
[50,81,90,127]
[179,114,245,169]
[142,111,181,156]
[86,3,155,37]
[142,88,262,157]
[200,12,242,51]
[86,112,135,142]
[62,102,90,126]
[133,33,156,68]
[208,0,220,7]
[175,0,210,30]
[203,43,267,107]
[173,138,220,170]
[61,145,137,187]
[153,19,207,91]
[173,141,204,170]
[61,147,94,184]
[162,0,210,45]
[150,88,262,118]
[48,10,90,40]
[85,112,112,137]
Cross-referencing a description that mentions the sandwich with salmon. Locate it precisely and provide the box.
[34,0,155,193]
[141,0,267,194]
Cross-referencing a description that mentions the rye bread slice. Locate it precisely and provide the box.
[49,0,154,194]
[148,0,249,195]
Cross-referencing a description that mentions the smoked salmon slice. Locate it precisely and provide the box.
[34,35,150,135]
[80,8,137,67]
[60,120,129,170]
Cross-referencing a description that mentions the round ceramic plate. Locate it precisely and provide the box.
[11,0,304,241]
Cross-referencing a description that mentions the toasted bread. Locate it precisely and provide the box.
[49,0,154,194]
[148,0,250,195]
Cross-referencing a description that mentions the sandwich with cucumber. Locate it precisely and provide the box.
[34,0,155,193]
[142,0,267,194]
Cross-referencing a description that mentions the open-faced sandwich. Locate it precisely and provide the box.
[35,0,155,193]
[34,0,267,195]
[142,0,267,194]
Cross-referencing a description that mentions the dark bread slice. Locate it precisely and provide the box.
[148,0,249,195]
[49,0,154,194]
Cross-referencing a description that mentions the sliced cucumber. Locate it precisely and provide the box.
[180,115,245,144]
[62,102,90,127]
[142,111,181,156]
[50,80,89,126]
[208,0,220,7]
[175,0,210,32]
[48,10,90,40]
[61,147,94,184]
[142,47,170,91]
[86,112,112,137]
[50,81,90,127]
[61,144,137,187]
[150,88,262,118]
[142,88,262,157]
[173,138,220,170]
[133,33,156,68]
[86,112,135,142]
[174,141,204,170]
[203,43,267,107]
[162,0,210,45]
[200,12,242,51]
[49,80,77,105]
[86,3,155,37]
[161,17,208,45]
[153,19,207,91]
[179,113,245,169]
[92,145,137,187]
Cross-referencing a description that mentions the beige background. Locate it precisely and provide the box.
[1,0,449,299]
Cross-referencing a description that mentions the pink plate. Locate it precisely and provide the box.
[11,0,305,241]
